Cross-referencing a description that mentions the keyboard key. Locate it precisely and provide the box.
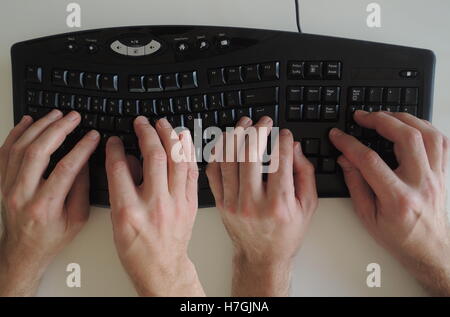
[242,87,278,106]
[400,106,417,116]
[84,73,99,90]
[367,87,383,104]
[115,117,133,133]
[100,74,118,92]
[146,75,163,92]
[346,123,362,137]
[207,94,222,110]
[26,66,42,83]
[349,87,365,103]
[302,139,320,155]
[129,75,145,92]
[363,105,381,112]
[81,113,97,129]
[120,134,138,151]
[305,87,321,103]
[325,62,341,79]
[208,69,224,86]
[224,91,241,108]
[382,105,399,112]
[59,94,73,110]
[235,108,251,121]
[42,91,57,108]
[242,65,260,82]
[25,90,42,106]
[259,62,279,81]
[52,69,67,86]
[287,87,303,104]
[224,67,242,84]
[307,157,318,171]
[321,105,339,121]
[190,95,206,112]
[288,61,304,79]
[74,95,90,112]
[304,104,320,120]
[287,105,302,121]
[200,111,217,128]
[179,72,198,89]
[304,62,323,79]
[123,100,140,116]
[323,87,340,104]
[98,115,115,131]
[252,105,276,123]
[90,97,104,113]
[403,88,418,106]
[173,97,189,113]
[321,157,336,173]
[385,87,401,104]
[218,109,234,127]
[141,100,156,116]
[183,113,199,132]
[162,74,179,90]
[67,71,83,88]
[168,115,183,128]
[156,99,172,115]
[106,99,122,115]
[347,105,362,121]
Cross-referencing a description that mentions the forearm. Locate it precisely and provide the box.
[231,253,293,297]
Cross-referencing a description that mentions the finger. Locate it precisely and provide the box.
[42,130,100,207]
[337,155,376,226]
[239,116,273,196]
[16,111,81,197]
[221,117,252,208]
[155,118,188,196]
[105,136,139,208]
[388,112,444,173]
[3,109,63,194]
[443,135,449,177]
[179,130,199,205]
[267,129,295,196]
[127,154,143,185]
[0,115,33,191]
[353,110,430,176]
[66,164,90,229]
[292,141,317,212]
[329,128,401,199]
[134,116,168,195]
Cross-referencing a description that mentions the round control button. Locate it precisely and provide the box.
[87,43,98,54]
[176,41,189,53]
[66,42,78,52]
[198,39,210,51]
[217,37,231,49]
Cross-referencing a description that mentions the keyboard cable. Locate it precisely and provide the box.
[294,0,302,33]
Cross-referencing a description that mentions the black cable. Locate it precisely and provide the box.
[294,0,302,33]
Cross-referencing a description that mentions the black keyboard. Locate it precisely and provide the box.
[11,25,435,207]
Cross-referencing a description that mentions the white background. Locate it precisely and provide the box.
[0,0,449,296]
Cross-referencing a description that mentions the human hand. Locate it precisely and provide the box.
[206,116,318,296]
[0,110,99,296]
[329,110,450,296]
[105,116,204,297]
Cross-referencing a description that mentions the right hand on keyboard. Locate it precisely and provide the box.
[329,110,450,296]
[206,116,318,296]
[105,116,205,297]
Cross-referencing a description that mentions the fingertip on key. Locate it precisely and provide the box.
[329,128,343,137]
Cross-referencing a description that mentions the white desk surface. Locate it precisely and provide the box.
[0,0,449,296]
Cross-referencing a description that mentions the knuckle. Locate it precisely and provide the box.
[360,148,380,166]
[404,128,423,146]
[9,143,23,159]
[54,159,76,176]
[24,144,45,161]
[145,147,167,163]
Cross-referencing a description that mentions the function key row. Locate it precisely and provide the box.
[288,61,341,80]
[208,62,279,86]
[52,70,118,92]
[349,87,418,105]
[128,72,198,93]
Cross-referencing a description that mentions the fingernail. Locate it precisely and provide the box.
[49,109,63,119]
[294,142,302,153]
[135,116,148,125]
[87,130,100,140]
[20,115,32,124]
[66,111,80,121]
[329,128,343,137]
[158,118,171,128]
[354,110,368,116]
[107,136,121,145]
[238,116,252,127]
[280,129,291,136]
[259,116,272,124]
